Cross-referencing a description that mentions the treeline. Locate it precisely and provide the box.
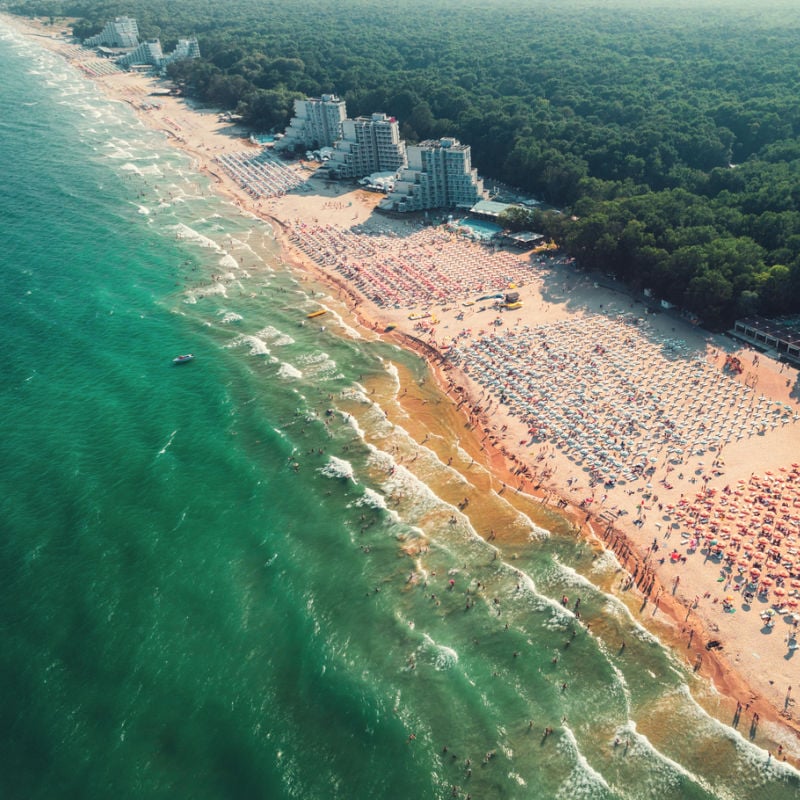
[11,0,800,326]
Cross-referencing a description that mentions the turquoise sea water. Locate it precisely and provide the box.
[2,23,800,800]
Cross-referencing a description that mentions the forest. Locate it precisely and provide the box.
[10,0,800,327]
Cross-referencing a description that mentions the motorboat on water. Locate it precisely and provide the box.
[172,354,194,364]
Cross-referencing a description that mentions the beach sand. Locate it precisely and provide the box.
[12,15,800,756]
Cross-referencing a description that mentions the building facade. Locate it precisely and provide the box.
[117,37,200,71]
[162,38,202,68]
[84,17,139,49]
[380,137,485,212]
[276,95,347,152]
[733,316,800,364]
[117,39,163,69]
[324,113,407,179]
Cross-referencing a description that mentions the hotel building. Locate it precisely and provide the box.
[324,113,407,179]
[276,94,347,152]
[117,37,201,71]
[380,137,485,212]
[84,17,140,49]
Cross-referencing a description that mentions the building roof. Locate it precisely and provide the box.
[736,316,800,345]
[470,199,516,217]
[504,231,543,244]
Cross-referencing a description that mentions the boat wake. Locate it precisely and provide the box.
[157,429,178,457]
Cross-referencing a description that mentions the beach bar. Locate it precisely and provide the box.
[732,316,800,364]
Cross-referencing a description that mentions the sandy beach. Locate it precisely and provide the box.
[13,16,800,756]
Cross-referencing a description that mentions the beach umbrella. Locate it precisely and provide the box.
[774,587,787,597]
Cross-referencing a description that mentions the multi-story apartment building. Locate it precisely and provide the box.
[84,17,140,49]
[380,137,485,212]
[163,38,201,66]
[117,39,164,69]
[117,37,200,71]
[276,95,347,152]
[324,113,407,179]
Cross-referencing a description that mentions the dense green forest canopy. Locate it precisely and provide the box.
[11,0,800,326]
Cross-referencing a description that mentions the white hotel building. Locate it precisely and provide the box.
[324,113,407,179]
[380,137,485,213]
[276,94,347,151]
[84,16,140,49]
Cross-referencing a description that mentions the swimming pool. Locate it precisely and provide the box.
[451,217,503,240]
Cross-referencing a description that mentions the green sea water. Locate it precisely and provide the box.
[1,22,799,800]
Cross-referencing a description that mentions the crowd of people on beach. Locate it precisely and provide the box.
[288,220,530,307]
[457,313,797,485]
[215,149,305,198]
[664,468,800,642]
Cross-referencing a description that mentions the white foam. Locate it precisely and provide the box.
[589,549,623,575]
[555,725,612,799]
[226,334,270,356]
[592,639,633,716]
[616,720,714,796]
[183,282,228,304]
[340,411,368,442]
[339,386,372,405]
[256,326,295,346]
[277,361,302,378]
[218,311,243,324]
[370,449,444,518]
[297,351,339,379]
[507,771,527,787]
[218,253,238,269]
[383,359,401,392]
[356,487,389,511]
[421,634,459,671]
[319,456,356,482]
[669,683,800,785]
[549,554,600,593]
[323,307,363,339]
[172,223,222,251]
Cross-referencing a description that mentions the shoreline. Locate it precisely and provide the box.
[270,209,800,749]
[7,13,800,757]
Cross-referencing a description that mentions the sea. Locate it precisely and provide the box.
[1,21,799,800]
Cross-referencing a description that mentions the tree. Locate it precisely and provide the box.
[684,270,733,327]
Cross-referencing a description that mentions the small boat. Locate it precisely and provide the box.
[172,354,194,364]
[307,309,327,319]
